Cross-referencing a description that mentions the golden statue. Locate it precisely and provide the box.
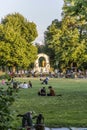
[42,60,46,67]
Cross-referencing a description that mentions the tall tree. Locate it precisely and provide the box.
[0,13,38,71]
[62,0,87,41]
[44,19,61,67]
[44,0,87,70]
[62,0,87,69]
[35,42,45,53]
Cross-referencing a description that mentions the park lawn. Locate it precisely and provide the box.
[10,78,87,128]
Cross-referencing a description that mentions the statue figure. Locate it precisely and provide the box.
[42,60,46,67]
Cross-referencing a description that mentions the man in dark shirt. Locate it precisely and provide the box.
[38,87,46,96]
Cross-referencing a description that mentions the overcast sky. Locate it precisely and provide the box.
[0,0,64,43]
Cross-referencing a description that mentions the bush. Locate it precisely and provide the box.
[0,86,16,130]
[0,73,11,80]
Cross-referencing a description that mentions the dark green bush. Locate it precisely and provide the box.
[0,86,16,130]
[0,73,11,80]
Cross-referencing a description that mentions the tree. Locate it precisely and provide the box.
[44,19,62,67]
[44,1,87,70]
[62,0,87,69]
[35,43,45,53]
[62,0,87,19]
[56,16,86,69]
[0,13,38,71]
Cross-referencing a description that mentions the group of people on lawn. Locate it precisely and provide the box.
[39,76,56,96]
[18,76,55,96]
[38,86,55,96]
[1,77,32,89]
[18,80,32,88]
[2,76,56,96]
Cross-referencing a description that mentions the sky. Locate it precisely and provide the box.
[0,0,64,44]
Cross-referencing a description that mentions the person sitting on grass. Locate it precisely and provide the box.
[38,87,46,96]
[33,113,44,124]
[33,113,45,130]
[47,86,55,96]
[28,80,32,88]
[17,111,33,128]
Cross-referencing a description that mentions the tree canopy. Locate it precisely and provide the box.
[0,13,38,70]
[44,0,87,70]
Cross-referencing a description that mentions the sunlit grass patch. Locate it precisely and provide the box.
[10,78,87,127]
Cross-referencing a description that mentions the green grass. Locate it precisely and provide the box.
[9,78,87,127]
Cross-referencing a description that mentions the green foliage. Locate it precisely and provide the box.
[35,43,46,54]
[44,0,87,70]
[0,13,38,69]
[62,0,87,68]
[44,19,61,66]
[63,0,87,19]
[0,73,11,80]
[0,86,16,130]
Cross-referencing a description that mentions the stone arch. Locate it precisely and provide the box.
[34,53,50,73]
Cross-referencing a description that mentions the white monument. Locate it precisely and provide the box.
[33,53,50,73]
